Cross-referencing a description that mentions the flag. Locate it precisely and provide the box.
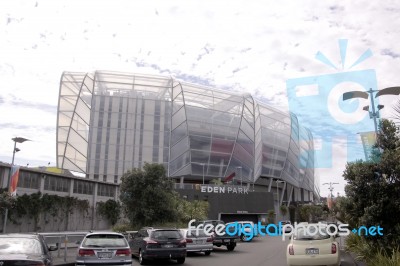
[223,172,235,183]
[359,131,377,160]
[9,166,20,196]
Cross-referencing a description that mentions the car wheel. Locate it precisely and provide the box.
[204,251,211,256]
[215,244,221,247]
[240,234,246,242]
[227,243,235,251]
[139,249,147,265]
[177,257,185,264]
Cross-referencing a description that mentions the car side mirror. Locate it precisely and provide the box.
[48,245,58,251]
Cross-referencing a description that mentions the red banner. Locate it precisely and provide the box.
[9,166,20,196]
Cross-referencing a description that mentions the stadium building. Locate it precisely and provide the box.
[57,71,319,222]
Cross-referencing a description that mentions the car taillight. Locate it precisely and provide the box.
[116,249,131,256]
[331,243,337,254]
[186,238,193,243]
[78,249,95,256]
[206,237,213,242]
[178,239,186,247]
[146,239,160,248]
[288,245,294,255]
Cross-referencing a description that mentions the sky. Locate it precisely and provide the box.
[1,0,400,198]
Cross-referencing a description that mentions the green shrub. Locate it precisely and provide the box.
[112,223,134,233]
[346,234,375,262]
[367,248,400,266]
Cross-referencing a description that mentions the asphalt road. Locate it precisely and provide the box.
[54,235,357,266]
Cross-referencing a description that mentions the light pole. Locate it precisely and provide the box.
[3,137,30,233]
[322,182,339,198]
[343,87,400,134]
[236,166,242,186]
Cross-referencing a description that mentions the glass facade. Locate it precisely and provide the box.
[57,71,318,197]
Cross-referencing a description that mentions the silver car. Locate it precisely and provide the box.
[76,232,132,266]
[181,229,213,255]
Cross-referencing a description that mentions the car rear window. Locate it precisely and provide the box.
[83,234,127,247]
[0,238,42,254]
[151,230,182,240]
[186,229,207,237]
[293,226,330,240]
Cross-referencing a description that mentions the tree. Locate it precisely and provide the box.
[119,163,180,227]
[342,119,400,250]
[97,199,121,226]
[280,205,288,217]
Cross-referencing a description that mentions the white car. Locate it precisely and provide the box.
[181,229,213,255]
[225,221,255,242]
[286,223,340,266]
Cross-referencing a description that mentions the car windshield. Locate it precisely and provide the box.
[151,230,182,240]
[83,234,127,247]
[0,238,42,254]
[293,226,331,240]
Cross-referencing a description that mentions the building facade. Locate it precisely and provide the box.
[57,71,319,219]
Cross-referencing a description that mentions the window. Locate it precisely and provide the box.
[97,184,115,197]
[17,171,40,189]
[44,176,70,192]
[73,180,94,195]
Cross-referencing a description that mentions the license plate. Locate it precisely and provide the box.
[98,252,112,259]
[163,244,173,248]
[306,248,319,255]
[196,240,204,244]
[223,239,230,243]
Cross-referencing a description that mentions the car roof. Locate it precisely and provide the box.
[0,233,40,239]
[84,231,125,236]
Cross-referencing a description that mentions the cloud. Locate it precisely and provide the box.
[381,49,400,59]
[2,0,400,197]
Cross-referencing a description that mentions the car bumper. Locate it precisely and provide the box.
[213,238,237,244]
[143,248,186,259]
[287,253,340,265]
[76,260,132,266]
[187,244,213,252]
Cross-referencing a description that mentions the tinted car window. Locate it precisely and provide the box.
[293,226,330,240]
[83,234,127,247]
[150,230,182,240]
[0,238,42,254]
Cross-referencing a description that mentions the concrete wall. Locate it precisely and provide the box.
[176,186,274,220]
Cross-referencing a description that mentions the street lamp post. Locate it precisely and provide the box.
[2,137,29,233]
[322,182,339,198]
[343,87,400,134]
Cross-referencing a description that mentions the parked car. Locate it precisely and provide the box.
[194,220,238,251]
[280,220,292,233]
[286,223,340,266]
[0,233,58,266]
[181,228,213,255]
[76,232,132,266]
[129,227,186,265]
[225,221,256,242]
